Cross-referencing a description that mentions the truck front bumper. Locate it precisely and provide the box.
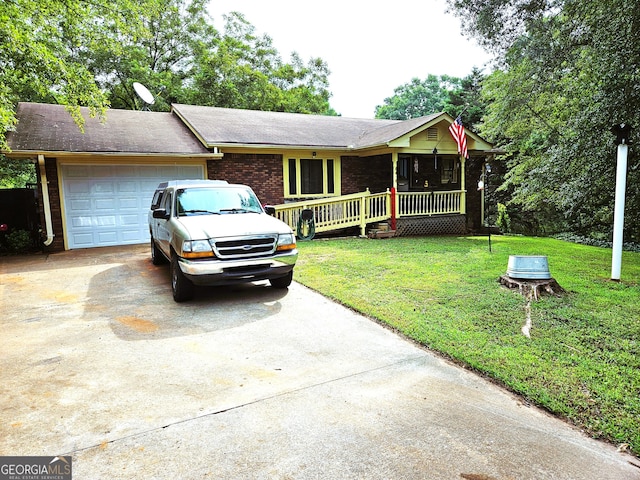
[178,250,298,286]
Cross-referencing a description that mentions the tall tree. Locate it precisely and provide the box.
[86,0,218,111]
[0,0,153,149]
[374,70,487,127]
[375,75,462,120]
[448,0,640,241]
[0,1,335,154]
[445,67,486,129]
[189,12,333,114]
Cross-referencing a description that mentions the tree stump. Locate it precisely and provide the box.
[499,275,565,301]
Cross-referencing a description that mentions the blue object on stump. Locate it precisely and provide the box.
[507,255,551,280]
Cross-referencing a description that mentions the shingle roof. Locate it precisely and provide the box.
[6,102,210,155]
[5,102,485,156]
[172,104,441,149]
[352,113,443,148]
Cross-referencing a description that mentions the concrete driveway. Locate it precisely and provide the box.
[1,245,638,479]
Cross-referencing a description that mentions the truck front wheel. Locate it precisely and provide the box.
[269,271,293,289]
[171,252,194,302]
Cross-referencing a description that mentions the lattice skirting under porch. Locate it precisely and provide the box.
[395,214,467,237]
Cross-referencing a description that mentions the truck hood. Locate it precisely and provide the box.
[177,212,293,239]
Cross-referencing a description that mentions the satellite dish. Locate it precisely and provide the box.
[133,82,155,108]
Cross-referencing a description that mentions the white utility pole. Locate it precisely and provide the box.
[611,123,631,281]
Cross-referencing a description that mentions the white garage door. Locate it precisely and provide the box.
[61,163,204,249]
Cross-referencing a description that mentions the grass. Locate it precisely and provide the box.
[294,235,640,456]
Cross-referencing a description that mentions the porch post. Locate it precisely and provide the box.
[391,152,398,191]
[391,152,399,229]
[460,155,467,214]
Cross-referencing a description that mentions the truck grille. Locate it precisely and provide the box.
[212,235,278,259]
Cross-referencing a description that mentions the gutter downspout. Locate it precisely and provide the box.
[38,155,55,246]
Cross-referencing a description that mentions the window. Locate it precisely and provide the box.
[176,186,263,215]
[150,190,164,210]
[326,159,335,193]
[288,159,297,195]
[285,157,339,197]
[398,156,409,179]
[160,190,173,214]
[440,158,458,184]
[301,159,323,194]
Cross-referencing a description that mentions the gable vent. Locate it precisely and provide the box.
[426,127,438,140]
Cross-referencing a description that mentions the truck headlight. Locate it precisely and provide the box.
[182,239,215,258]
[276,233,296,252]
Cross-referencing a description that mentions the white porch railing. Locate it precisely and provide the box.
[273,189,464,236]
[273,189,390,235]
[397,190,464,216]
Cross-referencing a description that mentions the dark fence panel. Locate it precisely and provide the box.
[0,187,40,250]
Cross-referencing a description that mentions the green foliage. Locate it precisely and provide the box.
[375,75,461,120]
[448,0,640,242]
[3,230,34,253]
[296,236,640,455]
[189,12,333,114]
[496,202,511,232]
[445,66,487,128]
[375,69,487,131]
[89,0,218,111]
[0,1,335,153]
[0,0,158,148]
[87,6,333,115]
[0,156,36,188]
[554,232,640,253]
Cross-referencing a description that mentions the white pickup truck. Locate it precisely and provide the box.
[148,180,298,302]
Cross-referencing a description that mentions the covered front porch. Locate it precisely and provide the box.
[270,112,496,237]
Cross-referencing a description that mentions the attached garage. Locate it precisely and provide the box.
[61,163,204,249]
[5,102,218,251]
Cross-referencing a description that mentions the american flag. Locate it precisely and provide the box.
[448,116,468,159]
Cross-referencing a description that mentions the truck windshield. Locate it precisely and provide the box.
[176,187,263,216]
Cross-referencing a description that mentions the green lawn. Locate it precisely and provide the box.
[294,235,640,456]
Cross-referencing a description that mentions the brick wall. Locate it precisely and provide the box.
[207,153,284,205]
[341,154,393,195]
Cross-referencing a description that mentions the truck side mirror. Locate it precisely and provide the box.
[264,206,276,216]
[152,209,170,219]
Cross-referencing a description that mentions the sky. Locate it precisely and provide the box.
[206,0,493,119]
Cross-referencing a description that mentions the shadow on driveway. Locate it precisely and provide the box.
[2,244,289,341]
[86,255,288,341]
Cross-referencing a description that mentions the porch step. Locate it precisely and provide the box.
[367,221,395,239]
[368,229,396,239]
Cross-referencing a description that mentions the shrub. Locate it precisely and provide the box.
[496,202,511,233]
[5,229,34,253]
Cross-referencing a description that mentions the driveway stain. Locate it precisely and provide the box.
[4,275,26,285]
[116,316,159,333]
[43,290,80,303]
